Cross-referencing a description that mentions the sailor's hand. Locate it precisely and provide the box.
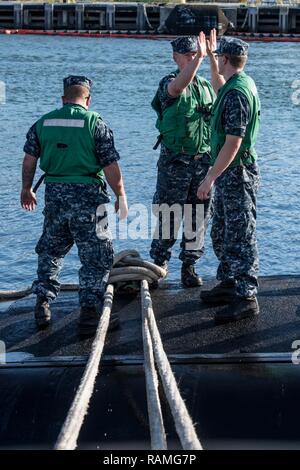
[115,195,128,220]
[21,188,37,211]
[197,175,214,201]
[197,31,207,59]
[206,28,217,58]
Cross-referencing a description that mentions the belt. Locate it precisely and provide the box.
[46,173,98,178]
[193,152,211,162]
[33,172,100,193]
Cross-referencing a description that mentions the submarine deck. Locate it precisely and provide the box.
[1,275,299,363]
[1,276,300,450]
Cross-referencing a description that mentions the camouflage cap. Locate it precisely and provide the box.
[63,75,93,92]
[171,36,198,54]
[213,37,249,57]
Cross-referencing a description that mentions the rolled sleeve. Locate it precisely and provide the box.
[94,118,120,168]
[157,73,178,112]
[23,122,41,158]
[222,91,250,138]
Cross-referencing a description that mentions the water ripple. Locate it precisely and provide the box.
[0,37,299,288]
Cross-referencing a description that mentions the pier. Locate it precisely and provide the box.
[0,2,300,35]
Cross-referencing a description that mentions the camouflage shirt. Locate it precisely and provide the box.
[221,89,250,138]
[23,106,120,168]
[156,72,178,114]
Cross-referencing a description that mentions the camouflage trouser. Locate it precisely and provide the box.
[211,163,260,298]
[150,153,211,265]
[32,183,113,307]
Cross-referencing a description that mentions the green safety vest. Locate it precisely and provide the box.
[36,103,104,184]
[210,71,261,168]
[152,73,215,156]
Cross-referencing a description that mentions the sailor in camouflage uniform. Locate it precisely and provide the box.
[21,75,128,335]
[197,34,261,323]
[150,34,215,287]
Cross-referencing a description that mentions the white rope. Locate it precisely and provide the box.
[0,252,167,301]
[111,267,158,281]
[0,283,79,301]
[142,3,153,29]
[141,280,202,451]
[141,287,167,450]
[241,9,249,30]
[0,287,32,300]
[4,251,197,451]
[54,283,114,450]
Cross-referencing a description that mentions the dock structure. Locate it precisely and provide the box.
[1,275,300,449]
[0,2,300,35]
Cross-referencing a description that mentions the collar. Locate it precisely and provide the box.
[63,103,87,111]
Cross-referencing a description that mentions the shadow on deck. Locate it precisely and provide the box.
[0,275,299,449]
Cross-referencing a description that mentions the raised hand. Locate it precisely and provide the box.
[196,31,207,59]
[206,28,217,57]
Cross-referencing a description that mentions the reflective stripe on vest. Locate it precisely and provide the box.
[36,104,104,184]
[43,119,85,128]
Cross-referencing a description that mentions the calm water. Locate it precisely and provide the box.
[0,35,299,290]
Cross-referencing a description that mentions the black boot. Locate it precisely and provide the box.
[78,305,120,337]
[181,263,202,288]
[34,296,51,329]
[150,260,168,290]
[200,280,236,306]
[214,296,259,325]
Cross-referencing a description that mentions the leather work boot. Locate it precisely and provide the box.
[214,296,259,325]
[200,280,236,306]
[34,296,51,329]
[150,260,168,290]
[78,305,120,337]
[181,263,203,288]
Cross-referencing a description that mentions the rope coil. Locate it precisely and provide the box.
[1,251,202,450]
[0,250,166,301]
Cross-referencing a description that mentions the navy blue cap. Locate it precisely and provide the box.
[171,36,198,54]
[214,37,249,56]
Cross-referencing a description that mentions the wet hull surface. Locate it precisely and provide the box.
[0,275,300,449]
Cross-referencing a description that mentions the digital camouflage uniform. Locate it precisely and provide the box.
[150,37,214,266]
[24,76,120,307]
[211,38,260,299]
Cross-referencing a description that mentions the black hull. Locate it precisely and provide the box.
[1,275,300,449]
